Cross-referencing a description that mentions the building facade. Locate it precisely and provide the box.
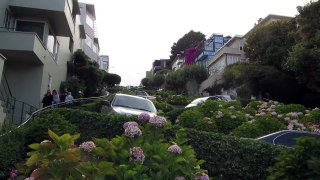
[76,3,99,62]
[151,59,170,74]
[98,55,109,72]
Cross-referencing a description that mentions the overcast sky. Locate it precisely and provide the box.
[79,0,308,86]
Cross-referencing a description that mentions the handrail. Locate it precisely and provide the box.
[0,94,109,137]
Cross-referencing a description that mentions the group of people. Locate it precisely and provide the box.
[42,88,78,108]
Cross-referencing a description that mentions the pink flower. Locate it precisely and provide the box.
[195,172,209,180]
[79,141,96,152]
[168,144,182,154]
[149,116,167,128]
[123,121,138,129]
[125,126,142,137]
[10,169,18,179]
[129,147,145,164]
[138,113,151,122]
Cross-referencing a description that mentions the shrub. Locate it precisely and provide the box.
[212,109,246,134]
[154,102,174,113]
[164,108,185,124]
[276,104,306,114]
[195,117,218,133]
[0,128,26,179]
[167,95,189,106]
[178,109,204,128]
[268,137,320,180]
[233,123,264,138]
[187,129,284,180]
[301,108,320,124]
[18,117,208,179]
[196,100,227,117]
[255,115,286,135]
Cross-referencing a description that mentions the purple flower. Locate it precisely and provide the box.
[195,172,209,180]
[10,169,18,179]
[168,144,182,154]
[123,121,139,129]
[79,141,96,152]
[149,116,167,128]
[175,176,185,180]
[271,112,277,116]
[138,113,151,122]
[125,126,142,137]
[129,147,145,164]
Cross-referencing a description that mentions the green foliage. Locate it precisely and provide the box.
[60,75,86,96]
[166,95,189,106]
[0,128,26,179]
[165,65,207,92]
[196,100,228,117]
[154,102,174,113]
[20,118,207,179]
[24,112,78,146]
[164,108,185,124]
[233,122,264,138]
[302,109,320,124]
[170,30,206,62]
[254,115,286,135]
[178,109,204,128]
[275,103,306,114]
[212,109,246,134]
[195,117,218,133]
[268,137,320,180]
[187,129,284,179]
[103,73,121,87]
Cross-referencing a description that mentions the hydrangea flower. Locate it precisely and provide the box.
[175,176,185,180]
[138,113,151,122]
[168,144,182,154]
[149,116,167,128]
[125,126,142,137]
[216,111,224,118]
[123,121,139,129]
[195,172,209,180]
[271,112,277,116]
[231,115,237,119]
[80,141,96,152]
[10,169,18,179]
[129,147,145,164]
[228,106,235,109]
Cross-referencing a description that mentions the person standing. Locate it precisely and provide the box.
[65,92,74,107]
[42,89,53,108]
[60,87,68,102]
[52,89,60,105]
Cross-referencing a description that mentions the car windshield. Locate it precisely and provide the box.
[113,95,156,112]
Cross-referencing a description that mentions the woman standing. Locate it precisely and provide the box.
[42,89,53,108]
[52,89,60,105]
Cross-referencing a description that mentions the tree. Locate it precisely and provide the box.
[102,73,121,87]
[169,30,206,63]
[284,0,320,93]
[244,20,296,69]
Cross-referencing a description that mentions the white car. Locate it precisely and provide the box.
[185,95,234,109]
[103,93,157,117]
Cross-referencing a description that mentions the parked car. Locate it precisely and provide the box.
[185,95,234,109]
[256,130,320,148]
[134,90,156,100]
[102,93,157,117]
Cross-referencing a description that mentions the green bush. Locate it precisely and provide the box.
[75,99,105,112]
[276,103,306,114]
[0,128,26,179]
[167,95,189,106]
[232,122,264,138]
[195,118,218,133]
[255,115,286,135]
[246,100,263,111]
[268,137,320,180]
[196,100,227,117]
[154,102,174,113]
[187,129,284,180]
[212,109,246,134]
[24,111,78,145]
[164,108,185,124]
[301,109,320,124]
[178,109,204,128]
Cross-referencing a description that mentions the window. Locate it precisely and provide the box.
[85,34,93,48]
[4,9,13,30]
[86,15,94,29]
[16,20,45,41]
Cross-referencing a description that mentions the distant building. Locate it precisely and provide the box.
[172,54,184,71]
[151,59,170,74]
[194,33,231,67]
[98,55,109,72]
[77,3,100,62]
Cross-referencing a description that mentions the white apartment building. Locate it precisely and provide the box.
[98,55,109,72]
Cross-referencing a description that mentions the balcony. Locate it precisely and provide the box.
[0,31,50,65]
[9,0,76,37]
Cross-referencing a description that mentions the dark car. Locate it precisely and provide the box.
[102,93,157,117]
[256,130,320,148]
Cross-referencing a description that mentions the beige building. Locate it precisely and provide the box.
[199,14,293,95]
[0,0,80,123]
